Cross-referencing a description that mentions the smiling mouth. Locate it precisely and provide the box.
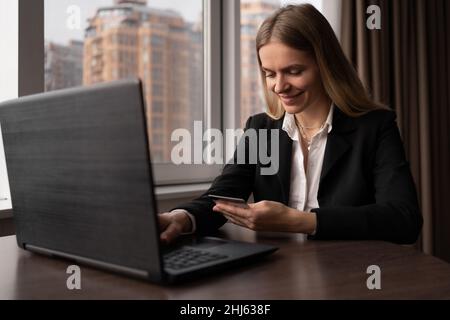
[279,91,304,100]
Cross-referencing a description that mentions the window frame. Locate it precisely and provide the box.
[18,0,235,186]
[0,1,22,212]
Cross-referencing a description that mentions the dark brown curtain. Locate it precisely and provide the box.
[340,0,450,261]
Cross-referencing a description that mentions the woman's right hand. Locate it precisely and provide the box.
[158,211,192,244]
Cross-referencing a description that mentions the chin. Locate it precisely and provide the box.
[282,104,307,114]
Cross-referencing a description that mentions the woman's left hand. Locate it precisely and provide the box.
[212,200,316,234]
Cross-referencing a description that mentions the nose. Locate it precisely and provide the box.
[272,75,290,94]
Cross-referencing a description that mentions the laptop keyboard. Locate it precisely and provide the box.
[163,247,229,270]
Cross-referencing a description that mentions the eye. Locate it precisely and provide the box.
[264,71,275,78]
[289,69,304,75]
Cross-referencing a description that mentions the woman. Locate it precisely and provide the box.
[159,4,422,244]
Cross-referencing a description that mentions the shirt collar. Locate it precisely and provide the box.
[282,103,334,141]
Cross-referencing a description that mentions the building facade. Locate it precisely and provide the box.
[45,40,83,91]
[83,0,202,163]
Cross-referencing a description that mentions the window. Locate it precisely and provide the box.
[151,51,163,65]
[151,35,164,46]
[152,67,162,81]
[152,116,163,130]
[152,100,163,113]
[0,3,18,103]
[152,83,163,96]
[0,1,18,210]
[40,0,221,185]
[45,1,204,168]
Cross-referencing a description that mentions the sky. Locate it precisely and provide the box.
[45,0,323,44]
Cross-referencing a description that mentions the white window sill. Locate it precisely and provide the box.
[0,183,211,220]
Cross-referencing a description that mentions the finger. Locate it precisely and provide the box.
[223,213,247,228]
[213,205,238,218]
[160,222,182,244]
[214,206,246,221]
[158,214,171,230]
[214,202,250,219]
[220,209,249,227]
[248,203,257,209]
[213,205,240,220]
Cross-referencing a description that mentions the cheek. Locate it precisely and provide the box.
[281,77,311,92]
[300,73,322,91]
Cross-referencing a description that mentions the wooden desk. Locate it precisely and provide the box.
[1,224,450,299]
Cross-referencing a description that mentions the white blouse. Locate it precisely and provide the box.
[282,103,334,213]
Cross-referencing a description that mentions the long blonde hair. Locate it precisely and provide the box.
[256,4,387,119]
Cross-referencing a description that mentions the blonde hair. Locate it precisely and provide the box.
[256,4,387,119]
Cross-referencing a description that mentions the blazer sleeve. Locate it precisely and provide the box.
[309,111,423,244]
[170,116,257,235]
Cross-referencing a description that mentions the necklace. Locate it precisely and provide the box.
[297,122,323,130]
[296,117,327,130]
[295,117,327,146]
[299,125,313,146]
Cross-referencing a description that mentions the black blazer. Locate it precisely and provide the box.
[173,107,423,244]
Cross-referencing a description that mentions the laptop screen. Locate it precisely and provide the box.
[0,79,164,281]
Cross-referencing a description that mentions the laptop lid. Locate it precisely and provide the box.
[0,79,164,282]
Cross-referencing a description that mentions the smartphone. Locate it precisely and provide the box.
[208,194,249,207]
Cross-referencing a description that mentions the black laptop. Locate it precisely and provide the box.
[0,79,277,284]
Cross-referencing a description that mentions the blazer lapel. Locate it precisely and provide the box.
[272,108,357,205]
[277,128,292,205]
[319,108,357,185]
[269,114,292,205]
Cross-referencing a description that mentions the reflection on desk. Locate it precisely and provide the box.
[1,223,450,299]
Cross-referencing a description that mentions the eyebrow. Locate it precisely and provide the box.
[261,64,307,72]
